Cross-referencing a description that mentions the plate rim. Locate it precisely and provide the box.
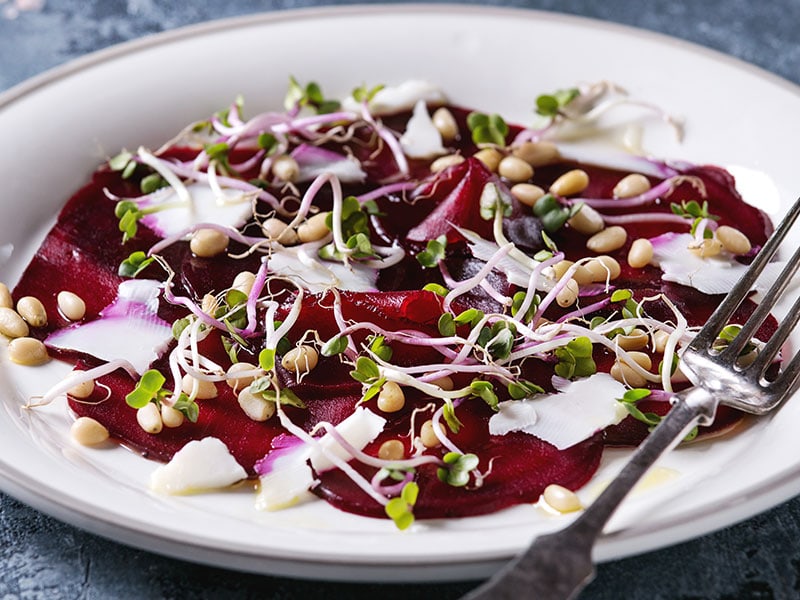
[2,3,800,582]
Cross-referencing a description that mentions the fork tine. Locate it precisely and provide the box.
[720,241,800,360]
[689,195,800,352]
[747,287,800,378]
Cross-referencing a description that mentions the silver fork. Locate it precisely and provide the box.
[462,196,800,600]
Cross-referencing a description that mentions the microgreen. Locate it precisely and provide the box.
[508,379,545,400]
[320,197,381,262]
[140,173,167,195]
[171,317,191,341]
[470,380,499,411]
[479,182,512,221]
[712,323,756,357]
[422,283,449,297]
[118,251,154,278]
[510,291,541,324]
[125,369,199,422]
[384,481,419,530]
[670,200,719,236]
[442,398,463,434]
[284,76,342,114]
[437,452,479,487]
[350,356,381,384]
[352,82,385,105]
[616,388,698,441]
[115,200,144,243]
[610,288,643,320]
[481,321,517,361]
[321,335,348,357]
[249,377,306,408]
[416,235,447,268]
[535,88,580,118]
[532,193,578,233]
[367,335,393,362]
[466,112,508,146]
[108,150,137,179]
[554,336,596,379]
[258,348,276,372]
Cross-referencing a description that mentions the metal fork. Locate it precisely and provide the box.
[462,196,800,600]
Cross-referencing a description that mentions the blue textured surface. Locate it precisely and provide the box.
[1,1,799,598]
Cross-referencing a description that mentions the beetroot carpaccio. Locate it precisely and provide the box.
[8,80,777,527]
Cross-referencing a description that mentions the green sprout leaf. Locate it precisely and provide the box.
[284,76,342,114]
[479,182,512,221]
[118,251,154,278]
[321,335,348,357]
[437,452,480,487]
[422,283,449,297]
[508,379,545,400]
[442,398,463,434]
[172,393,200,423]
[554,336,596,379]
[535,88,580,117]
[350,356,381,384]
[125,369,166,409]
[384,481,419,530]
[258,348,276,372]
[470,380,499,411]
[368,335,393,362]
[352,82,385,104]
[467,112,509,146]
[416,235,447,268]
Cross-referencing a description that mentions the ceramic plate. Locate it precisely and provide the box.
[1,5,799,582]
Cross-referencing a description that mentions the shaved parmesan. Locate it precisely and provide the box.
[489,374,628,449]
[291,144,366,183]
[268,244,378,292]
[139,182,254,238]
[400,99,447,159]
[46,280,172,374]
[343,80,447,115]
[149,437,247,494]
[650,232,784,295]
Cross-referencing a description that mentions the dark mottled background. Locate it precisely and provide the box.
[1,1,799,598]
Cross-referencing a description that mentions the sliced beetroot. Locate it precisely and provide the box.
[406,158,497,243]
[315,397,603,519]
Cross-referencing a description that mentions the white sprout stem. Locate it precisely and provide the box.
[360,243,407,269]
[601,213,691,227]
[479,279,512,306]
[207,160,257,207]
[269,288,305,349]
[29,359,139,408]
[571,175,705,210]
[321,173,351,258]
[431,404,464,455]
[241,257,270,336]
[283,172,332,232]
[513,252,564,324]
[272,110,360,134]
[330,289,359,361]
[444,243,514,311]
[137,147,194,207]
[356,181,417,203]
[492,204,541,271]
[360,102,409,176]
[147,223,261,256]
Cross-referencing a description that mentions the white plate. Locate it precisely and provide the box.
[1,5,800,583]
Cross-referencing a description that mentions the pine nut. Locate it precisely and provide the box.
[585,255,621,282]
[430,154,465,173]
[542,484,582,513]
[190,228,229,257]
[377,381,405,413]
[0,307,30,338]
[68,379,95,399]
[624,351,653,370]
[556,279,579,307]
[237,388,275,421]
[420,420,440,448]
[430,375,454,391]
[232,271,256,295]
[281,345,319,375]
[8,337,49,366]
[512,141,560,167]
[716,225,752,255]
[57,291,86,321]
[161,404,185,428]
[653,330,671,353]
[296,212,330,243]
[613,173,651,198]
[553,261,593,286]
[497,156,534,183]
[262,218,299,245]
[473,147,503,172]
[627,238,654,268]
[549,169,589,197]
[432,107,458,141]
[181,374,218,399]
[70,417,110,446]
[0,283,13,309]
[614,329,649,351]
[272,155,300,182]
[136,403,163,434]
[378,439,405,461]
[610,361,648,387]
[567,204,604,235]
[226,362,260,391]
[510,183,545,207]
[688,238,723,258]
[587,226,627,253]
[16,296,47,328]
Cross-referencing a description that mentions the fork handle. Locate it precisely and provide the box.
[462,387,717,600]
